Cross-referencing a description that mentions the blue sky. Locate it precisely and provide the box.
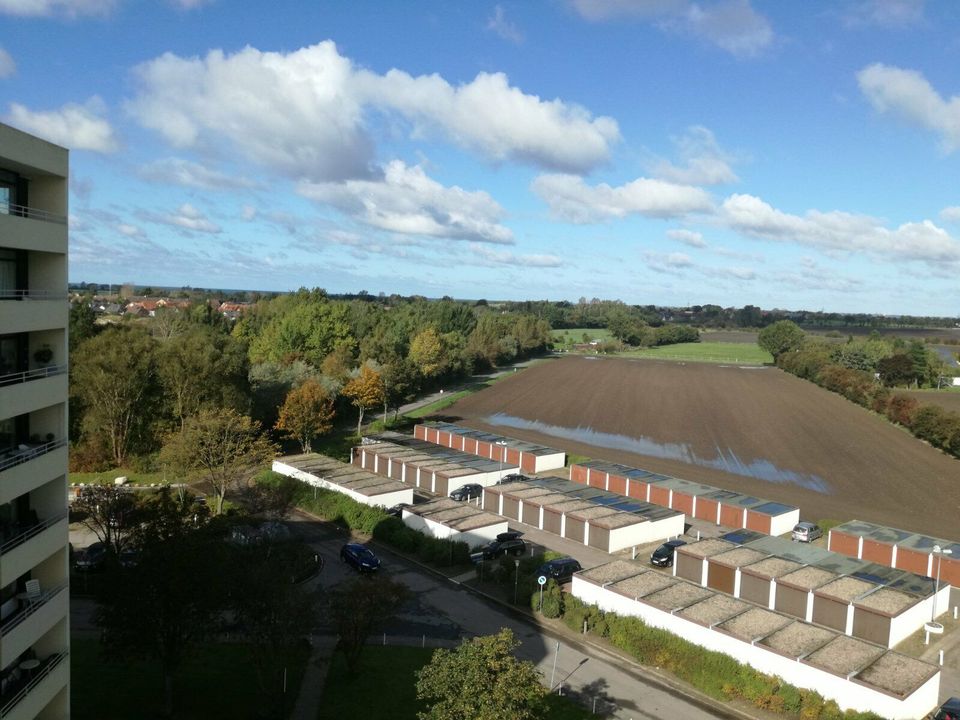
[3,0,960,315]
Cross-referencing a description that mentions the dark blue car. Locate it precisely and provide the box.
[340,543,381,572]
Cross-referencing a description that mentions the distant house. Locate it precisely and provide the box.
[218,301,250,321]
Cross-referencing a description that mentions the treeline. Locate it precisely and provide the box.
[760,322,960,459]
[68,290,551,471]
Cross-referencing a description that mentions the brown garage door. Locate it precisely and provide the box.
[565,517,585,543]
[775,584,808,619]
[502,497,520,521]
[740,573,770,606]
[707,562,735,594]
[812,596,848,632]
[521,501,541,528]
[588,524,609,551]
[543,508,562,535]
[852,608,890,646]
[676,554,703,583]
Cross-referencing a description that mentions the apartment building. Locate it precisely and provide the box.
[0,123,71,718]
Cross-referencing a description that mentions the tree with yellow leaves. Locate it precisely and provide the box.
[342,364,386,434]
[274,379,336,452]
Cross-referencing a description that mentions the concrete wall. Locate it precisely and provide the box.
[607,513,685,552]
[571,577,939,720]
[401,509,507,549]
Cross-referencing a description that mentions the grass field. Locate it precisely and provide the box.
[317,646,590,720]
[550,328,613,345]
[71,638,309,719]
[620,342,772,364]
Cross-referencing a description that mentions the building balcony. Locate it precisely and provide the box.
[0,651,67,720]
[0,372,67,422]
[0,586,67,668]
[0,513,68,588]
[0,296,67,336]
[0,214,66,256]
[0,446,67,506]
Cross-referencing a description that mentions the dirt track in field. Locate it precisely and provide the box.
[443,356,960,537]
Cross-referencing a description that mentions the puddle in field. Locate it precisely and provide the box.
[486,413,830,494]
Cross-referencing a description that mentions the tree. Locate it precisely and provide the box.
[409,327,445,378]
[877,353,916,387]
[326,577,409,673]
[342,364,386,434]
[69,299,97,350]
[274,379,336,452]
[381,359,418,421]
[757,320,805,360]
[71,483,142,555]
[416,628,548,720]
[71,326,160,465]
[96,488,226,718]
[159,409,275,515]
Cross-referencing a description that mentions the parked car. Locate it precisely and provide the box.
[340,543,381,572]
[471,537,527,563]
[449,483,483,501]
[497,473,528,484]
[385,503,411,517]
[933,697,960,720]
[496,531,523,542]
[536,557,583,584]
[650,539,686,567]
[119,547,140,568]
[792,522,823,543]
[74,542,107,572]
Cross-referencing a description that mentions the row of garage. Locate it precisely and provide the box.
[414,422,566,474]
[272,453,413,508]
[400,498,507,549]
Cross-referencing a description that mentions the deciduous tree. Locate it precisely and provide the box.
[274,379,335,452]
[758,320,805,361]
[326,576,408,673]
[342,364,385,434]
[409,327,445,378]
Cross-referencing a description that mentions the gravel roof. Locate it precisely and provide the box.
[509,487,556,500]
[804,636,885,677]
[760,621,835,659]
[710,547,768,567]
[547,500,596,514]
[567,506,621,521]
[855,652,939,697]
[779,566,837,590]
[815,576,875,602]
[680,595,751,627]
[610,571,678,599]
[679,539,736,558]
[409,498,504,531]
[580,560,643,585]
[591,512,648,529]
[741,557,804,579]
[276,455,410,496]
[854,587,917,615]
[717,607,792,641]
[643,582,713,611]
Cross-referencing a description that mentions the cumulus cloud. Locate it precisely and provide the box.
[486,5,523,43]
[857,63,960,152]
[941,206,960,223]
[667,228,707,247]
[128,41,619,181]
[570,0,773,57]
[298,160,514,244]
[652,126,738,185]
[6,97,118,152]
[117,222,145,239]
[469,243,562,268]
[0,0,115,16]
[139,157,256,190]
[142,203,221,234]
[532,173,714,223]
[843,0,925,28]
[721,193,960,266]
[0,47,14,78]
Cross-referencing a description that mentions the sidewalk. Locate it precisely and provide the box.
[288,635,338,720]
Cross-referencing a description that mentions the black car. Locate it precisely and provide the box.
[450,483,483,501]
[496,531,523,542]
[497,473,528,484]
[74,542,107,572]
[385,503,411,517]
[340,543,381,572]
[536,557,583,584]
[934,698,960,720]
[471,537,527,563]
[650,539,686,567]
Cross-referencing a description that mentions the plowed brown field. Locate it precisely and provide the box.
[444,356,960,536]
[900,390,960,414]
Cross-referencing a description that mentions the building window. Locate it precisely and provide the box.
[0,248,26,298]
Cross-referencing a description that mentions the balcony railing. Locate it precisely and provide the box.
[0,439,67,474]
[0,290,67,301]
[0,364,66,388]
[0,651,67,718]
[0,511,68,557]
[0,585,66,638]
[0,200,66,226]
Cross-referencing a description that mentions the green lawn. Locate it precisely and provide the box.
[620,341,772,364]
[71,638,309,719]
[550,328,613,345]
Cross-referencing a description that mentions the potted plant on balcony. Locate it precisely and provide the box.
[33,345,53,366]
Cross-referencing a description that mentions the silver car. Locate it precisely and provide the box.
[792,521,823,543]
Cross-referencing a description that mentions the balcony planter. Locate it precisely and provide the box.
[32,346,53,366]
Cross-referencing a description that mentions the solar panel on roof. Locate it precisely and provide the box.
[751,501,795,515]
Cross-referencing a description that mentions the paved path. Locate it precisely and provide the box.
[288,635,338,720]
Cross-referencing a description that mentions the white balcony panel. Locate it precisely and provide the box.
[0,301,67,335]
[0,214,67,255]
[0,588,67,668]
[0,375,68,421]
[0,447,67,505]
[0,517,68,588]
[0,653,68,720]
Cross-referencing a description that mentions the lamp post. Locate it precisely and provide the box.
[932,545,953,623]
[514,558,520,605]
[496,440,508,481]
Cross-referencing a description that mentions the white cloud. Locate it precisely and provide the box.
[129,41,619,180]
[722,193,960,266]
[0,0,115,16]
[857,63,960,152]
[532,173,714,223]
[240,204,257,221]
[6,97,118,152]
[139,157,256,190]
[0,47,14,78]
[652,126,738,185]
[298,160,514,244]
[843,0,925,28]
[486,5,523,43]
[469,244,562,268]
[941,206,960,223]
[667,228,707,247]
[643,249,694,275]
[570,0,773,57]
[171,0,211,8]
[117,223,145,238]
[143,203,221,234]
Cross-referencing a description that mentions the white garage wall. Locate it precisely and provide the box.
[272,460,414,508]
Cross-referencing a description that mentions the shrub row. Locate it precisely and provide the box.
[549,596,884,720]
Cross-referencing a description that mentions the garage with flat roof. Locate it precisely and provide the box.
[415,422,565,474]
[273,453,414,508]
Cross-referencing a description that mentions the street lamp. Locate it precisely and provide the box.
[496,440,508,480]
[932,545,953,623]
[513,558,521,604]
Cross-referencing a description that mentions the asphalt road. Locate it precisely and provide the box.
[287,509,738,720]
